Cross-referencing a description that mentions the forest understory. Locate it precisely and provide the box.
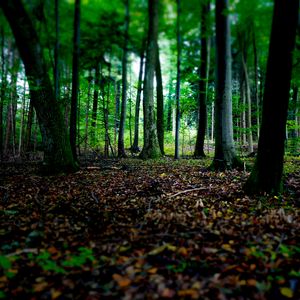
[0,157,300,300]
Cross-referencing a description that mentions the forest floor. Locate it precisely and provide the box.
[0,156,300,300]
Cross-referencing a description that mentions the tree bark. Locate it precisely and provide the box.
[118,0,130,158]
[241,52,253,153]
[194,0,210,158]
[211,0,241,170]
[132,39,146,153]
[54,0,60,102]
[140,0,161,159]
[1,0,78,172]
[70,0,80,160]
[174,0,181,160]
[156,45,164,155]
[91,63,100,145]
[244,0,299,194]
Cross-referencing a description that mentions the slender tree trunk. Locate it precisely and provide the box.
[212,0,241,170]
[118,0,130,157]
[84,73,92,153]
[1,0,78,172]
[241,79,247,145]
[242,52,253,153]
[91,64,100,146]
[140,0,161,159]
[70,0,80,160]
[0,28,6,161]
[166,72,173,132]
[175,0,181,159]
[18,79,26,156]
[156,45,164,155]
[54,0,60,102]
[253,28,260,139]
[114,78,121,150]
[194,0,210,158]
[244,0,299,194]
[132,39,146,152]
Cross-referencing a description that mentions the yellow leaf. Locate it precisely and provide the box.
[221,244,235,253]
[280,287,293,298]
[160,173,167,178]
[178,247,188,256]
[217,211,223,217]
[33,282,48,292]
[51,289,62,299]
[147,267,158,274]
[148,244,176,255]
[178,289,198,297]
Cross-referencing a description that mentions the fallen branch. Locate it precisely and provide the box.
[6,248,39,257]
[169,187,207,198]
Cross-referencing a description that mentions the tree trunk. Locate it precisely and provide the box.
[140,0,161,159]
[118,0,130,158]
[91,64,100,146]
[84,72,92,153]
[244,0,299,194]
[0,28,6,161]
[132,39,146,153]
[211,0,241,170]
[18,79,27,156]
[253,28,260,140]
[194,0,210,158]
[114,78,121,150]
[166,73,173,132]
[1,0,78,172]
[54,0,60,102]
[70,0,80,161]
[174,0,181,160]
[241,52,254,153]
[156,45,164,155]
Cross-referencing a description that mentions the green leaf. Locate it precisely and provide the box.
[0,255,11,269]
[280,287,293,298]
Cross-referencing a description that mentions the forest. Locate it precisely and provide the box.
[0,0,300,299]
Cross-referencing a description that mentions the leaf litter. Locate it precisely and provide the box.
[0,158,299,299]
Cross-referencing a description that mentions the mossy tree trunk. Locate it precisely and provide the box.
[211,0,241,170]
[140,0,161,159]
[1,0,78,173]
[244,0,299,194]
[156,45,164,155]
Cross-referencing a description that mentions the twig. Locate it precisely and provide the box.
[6,248,38,257]
[169,187,207,198]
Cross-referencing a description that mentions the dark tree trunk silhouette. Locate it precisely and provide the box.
[118,0,130,158]
[175,0,181,159]
[194,0,210,158]
[70,0,80,160]
[244,0,299,194]
[91,63,100,145]
[132,39,146,153]
[0,0,78,172]
[54,0,60,102]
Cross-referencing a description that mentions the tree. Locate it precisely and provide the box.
[244,0,299,194]
[132,38,146,153]
[0,0,78,172]
[174,0,181,160]
[140,0,161,159]
[118,0,130,158]
[194,0,210,158]
[70,0,81,160]
[156,45,164,155]
[211,0,241,170]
